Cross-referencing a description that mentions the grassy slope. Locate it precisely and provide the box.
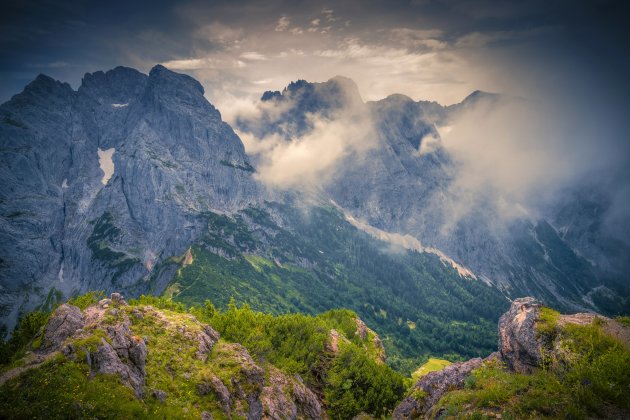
[170,203,509,373]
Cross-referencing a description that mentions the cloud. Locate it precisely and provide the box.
[322,8,337,22]
[239,51,267,61]
[195,22,243,46]
[435,96,574,228]
[235,81,379,189]
[275,16,291,32]
[162,58,210,70]
[389,28,446,50]
[250,113,377,189]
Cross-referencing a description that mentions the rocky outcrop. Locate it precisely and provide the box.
[43,304,85,349]
[393,357,483,419]
[394,297,630,418]
[354,317,368,340]
[260,367,324,420]
[194,342,325,420]
[18,294,150,398]
[198,376,231,415]
[196,325,220,361]
[498,297,543,373]
[91,335,147,398]
[92,317,147,397]
[2,293,336,419]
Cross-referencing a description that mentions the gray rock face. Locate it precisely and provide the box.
[43,304,85,349]
[92,318,147,397]
[92,336,146,398]
[260,367,324,420]
[195,325,220,361]
[0,65,260,333]
[498,297,543,373]
[393,357,484,419]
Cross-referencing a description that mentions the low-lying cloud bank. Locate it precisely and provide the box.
[236,80,379,190]
[235,76,629,264]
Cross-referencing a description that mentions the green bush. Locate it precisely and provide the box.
[68,290,105,310]
[0,310,50,365]
[325,345,406,419]
[128,294,186,313]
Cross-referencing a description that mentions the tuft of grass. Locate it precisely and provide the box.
[128,295,186,313]
[614,316,630,327]
[536,307,560,339]
[68,291,105,310]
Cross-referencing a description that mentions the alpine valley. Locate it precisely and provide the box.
[0,65,629,418]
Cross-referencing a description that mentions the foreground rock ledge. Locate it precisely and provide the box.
[393,297,630,419]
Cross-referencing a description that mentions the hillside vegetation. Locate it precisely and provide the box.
[166,203,509,373]
[0,292,407,419]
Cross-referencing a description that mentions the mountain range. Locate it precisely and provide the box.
[1,64,628,343]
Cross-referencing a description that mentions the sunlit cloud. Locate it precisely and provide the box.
[239,51,267,61]
[275,16,291,32]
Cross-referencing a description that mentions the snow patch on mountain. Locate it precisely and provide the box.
[97,148,115,185]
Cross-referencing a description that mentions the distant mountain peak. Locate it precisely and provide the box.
[21,74,73,97]
[460,90,500,105]
[149,64,204,95]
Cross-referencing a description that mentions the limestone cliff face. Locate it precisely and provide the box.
[0,66,259,332]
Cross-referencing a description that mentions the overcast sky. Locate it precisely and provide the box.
[1,0,629,112]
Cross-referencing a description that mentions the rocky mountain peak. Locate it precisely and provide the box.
[263,75,363,113]
[79,66,147,103]
[149,64,204,95]
[6,74,75,112]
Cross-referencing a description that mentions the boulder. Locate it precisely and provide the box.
[260,367,324,420]
[92,319,147,398]
[498,297,543,373]
[198,376,231,416]
[43,304,85,349]
[195,325,220,361]
[152,389,167,403]
[355,317,368,341]
[111,292,127,306]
